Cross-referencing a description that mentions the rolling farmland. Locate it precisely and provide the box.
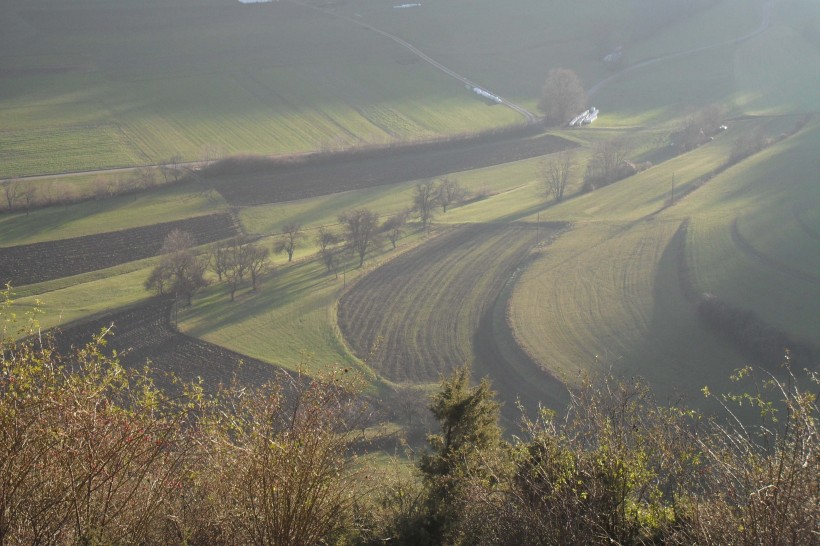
[1,0,522,178]
[1,0,817,433]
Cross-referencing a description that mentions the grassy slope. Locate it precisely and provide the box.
[0,0,519,178]
[509,2,820,401]
[0,182,226,247]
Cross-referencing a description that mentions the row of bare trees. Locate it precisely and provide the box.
[269,179,466,277]
[142,178,470,307]
[412,177,468,230]
[211,236,270,301]
[145,230,271,305]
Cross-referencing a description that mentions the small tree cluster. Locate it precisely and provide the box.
[0,178,35,215]
[339,208,380,267]
[145,229,208,306]
[211,236,270,301]
[317,226,342,275]
[437,177,467,213]
[728,127,770,164]
[670,104,726,153]
[412,177,468,231]
[582,138,633,192]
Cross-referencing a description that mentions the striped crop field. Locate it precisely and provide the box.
[0,124,144,178]
[337,222,564,409]
[1,0,520,178]
[676,122,820,343]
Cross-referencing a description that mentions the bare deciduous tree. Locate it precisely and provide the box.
[339,208,379,267]
[317,227,340,275]
[413,180,438,231]
[275,223,304,262]
[381,212,407,249]
[1,179,21,211]
[145,229,208,306]
[538,68,587,126]
[247,243,270,291]
[438,177,467,213]
[542,151,574,203]
[20,185,35,216]
[583,138,631,191]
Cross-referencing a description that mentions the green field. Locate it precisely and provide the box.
[1,0,523,178]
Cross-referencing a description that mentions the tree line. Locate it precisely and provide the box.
[144,177,470,305]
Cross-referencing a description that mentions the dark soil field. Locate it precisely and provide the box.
[338,222,568,415]
[0,213,239,287]
[208,133,573,206]
[53,298,278,389]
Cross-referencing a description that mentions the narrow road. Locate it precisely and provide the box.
[286,0,539,123]
[588,0,774,96]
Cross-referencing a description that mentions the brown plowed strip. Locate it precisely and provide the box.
[53,298,278,389]
[0,213,239,287]
[208,133,573,206]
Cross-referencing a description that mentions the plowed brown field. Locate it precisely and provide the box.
[0,213,239,287]
[53,298,277,389]
[209,133,573,205]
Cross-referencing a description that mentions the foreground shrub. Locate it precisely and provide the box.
[378,365,817,545]
[0,298,197,544]
[677,366,819,545]
[457,375,700,545]
[1,289,366,545]
[183,370,366,545]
